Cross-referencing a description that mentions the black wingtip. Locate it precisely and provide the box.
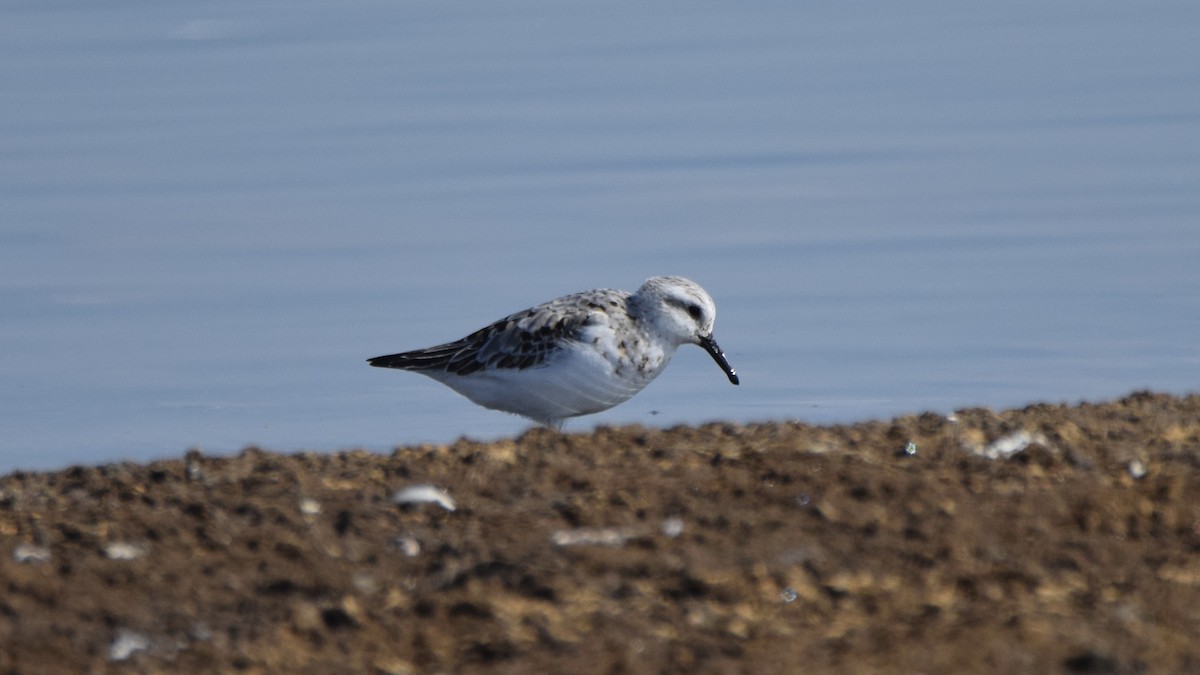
[367,354,403,369]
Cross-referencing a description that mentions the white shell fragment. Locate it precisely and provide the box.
[109,629,151,661]
[104,542,148,561]
[552,527,635,547]
[973,430,1050,460]
[393,484,457,512]
[13,543,51,564]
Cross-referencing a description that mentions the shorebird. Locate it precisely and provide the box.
[368,276,738,428]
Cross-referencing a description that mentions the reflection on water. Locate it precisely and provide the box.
[2,1,1198,470]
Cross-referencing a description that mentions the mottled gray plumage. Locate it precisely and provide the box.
[369,290,621,376]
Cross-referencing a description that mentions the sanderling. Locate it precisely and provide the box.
[368,276,738,428]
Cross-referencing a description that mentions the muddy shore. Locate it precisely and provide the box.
[2,391,1198,673]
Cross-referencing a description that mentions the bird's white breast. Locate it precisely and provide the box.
[424,316,674,425]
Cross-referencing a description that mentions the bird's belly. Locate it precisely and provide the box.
[432,346,662,424]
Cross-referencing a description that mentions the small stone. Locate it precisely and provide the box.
[661,517,684,538]
[393,535,421,557]
[1127,460,1147,479]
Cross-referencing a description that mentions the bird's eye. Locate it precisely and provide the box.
[687,304,703,319]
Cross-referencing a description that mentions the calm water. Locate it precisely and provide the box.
[3,1,1198,471]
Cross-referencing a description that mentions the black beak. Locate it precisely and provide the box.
[699,334,739,385]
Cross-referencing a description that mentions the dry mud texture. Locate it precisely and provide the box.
[2,391,1199,674]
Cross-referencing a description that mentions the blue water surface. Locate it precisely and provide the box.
[2,1,1198,470]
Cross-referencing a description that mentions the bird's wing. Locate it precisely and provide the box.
[367,296,611,375]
